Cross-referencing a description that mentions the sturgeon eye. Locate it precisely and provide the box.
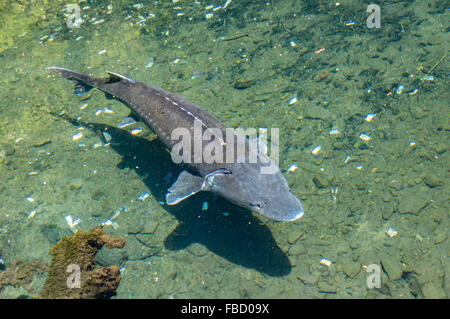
[249,202,261,210]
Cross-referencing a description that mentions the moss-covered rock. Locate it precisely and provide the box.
[0,260,47,295]
[39,226,125,299]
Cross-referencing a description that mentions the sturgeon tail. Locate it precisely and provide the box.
[46,66,135,96]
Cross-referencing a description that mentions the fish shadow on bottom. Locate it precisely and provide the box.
[61,116,292,277]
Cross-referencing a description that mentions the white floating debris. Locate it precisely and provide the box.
[145,60,154,68]
[98,49,107,55]
[26,196,35,202]
[290,40,296,47]
[118,117,137,128]
[92,18,105,25]
[72,132,84,141]
[95,109,103,116]
[222,0,233,9]
[205,5,214,10]
[173,58,180,64]
[93,142,103,149]
[359,133,371,141]
[27,210,37,219]
[65,215,80,229]
[345,21,355,26]
[177,12,185,16]
[15,137,24,143]
[409,141,416,147]
[320,258,332,267]
[132,3,144,9]
[287,164,298,173]
[329,128,340,135]
[131,128,143,135]
[421,75,434,81]
[201,201,209,211]
[101,220,119,230]
[311,145,321,155]
[102,220,113,226]
[356,165,363,170]
[80,103,88,110]
[386,227,398,238]
[396,85,405,95]
[365,113,375,122]
[103,107,114,114]
[409,88,419,96]
[138,192,150,201]
[205,13,214,19]
[102,131,112,142]
[289,97,297,105]
[110,210,121,220]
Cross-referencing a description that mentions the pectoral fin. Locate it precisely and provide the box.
[166,171,204,205]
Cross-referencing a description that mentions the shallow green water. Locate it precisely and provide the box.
[0,0,448,298]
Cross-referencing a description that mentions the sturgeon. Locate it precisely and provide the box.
[47,67,304,221]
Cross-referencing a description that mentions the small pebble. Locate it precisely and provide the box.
[320,258,332,267]
[289,97,297,105]
[386,227,398,238]
[359,133,371,141]
[138,192,150,201]
[311,145,321,155]
[131,128,143,135]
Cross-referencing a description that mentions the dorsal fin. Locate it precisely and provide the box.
[106,71,135,83]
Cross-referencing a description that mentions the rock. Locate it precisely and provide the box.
[69,178,83,190]
[444,257,450,297]
[382,208,393,220]
[397,193,429,215]
[297,272,319,285]
[421,282,447,298]
[317,281,337,293]
[143,220,159,234]
[91,189,106,201]
[287,231,302,244]
[40,224,72,245]
[288,243,306,256]
[343,261,361,279]
[96,247,127,267]
[188,243,208,257]
[313,175,329,188]
[389,179,403,190]
[233,79,254,90]
[380,254,402,281]
[432,143,449,154]
[2,145,15,156]
[126,236,161,261]
[423,174,442,188]
[303,105,331,120]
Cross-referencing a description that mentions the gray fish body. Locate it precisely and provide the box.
[48,67,304,221]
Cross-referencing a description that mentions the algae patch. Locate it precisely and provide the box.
[39,226,126,299]
[0,260,47,296]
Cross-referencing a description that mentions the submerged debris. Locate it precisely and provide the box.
[39,226,126,299]
[0,260,47,297]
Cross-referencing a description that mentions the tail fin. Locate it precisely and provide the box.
[47,67,98,95]
[47,67,134,96]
